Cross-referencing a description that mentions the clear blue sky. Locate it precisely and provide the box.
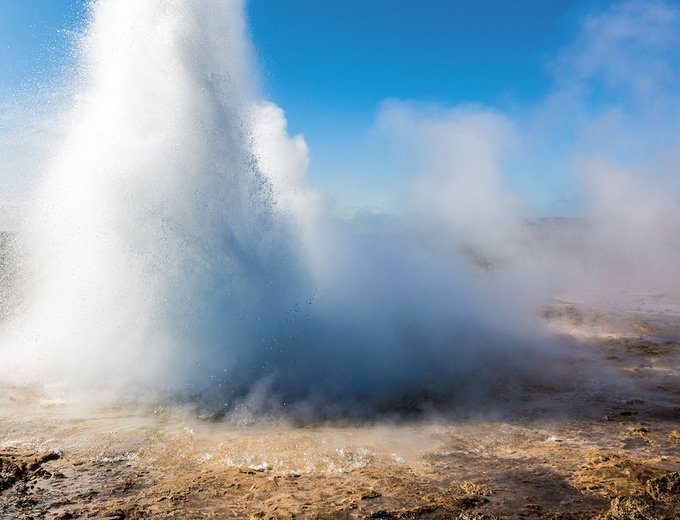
[1,1,588,111]
[4,0,669,216]
[247,1,581,125]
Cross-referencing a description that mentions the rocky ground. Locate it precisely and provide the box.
[1,301,679,519]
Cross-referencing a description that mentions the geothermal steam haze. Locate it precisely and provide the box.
[0,0,679,415]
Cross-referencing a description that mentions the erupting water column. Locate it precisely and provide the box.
[2,0,307,399]
[0,0,565,416]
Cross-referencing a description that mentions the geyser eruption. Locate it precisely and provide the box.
[3,0,309,398]
[0,0,569,415]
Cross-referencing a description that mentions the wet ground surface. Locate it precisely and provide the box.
[1,302,679,519]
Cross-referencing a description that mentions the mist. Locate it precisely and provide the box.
[0,0,678,418]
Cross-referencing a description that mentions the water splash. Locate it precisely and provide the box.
[0,0,570,416]
[2,0,307,397]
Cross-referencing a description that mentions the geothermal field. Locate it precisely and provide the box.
[1,301,680,518]
[1,0,680,518]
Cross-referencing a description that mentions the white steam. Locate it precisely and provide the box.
[0,0,677,415]
[374,0,680,310]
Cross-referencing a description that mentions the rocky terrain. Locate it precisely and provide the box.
[1,301,679,519]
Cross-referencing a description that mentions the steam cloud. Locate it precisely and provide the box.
[0,0,678,417]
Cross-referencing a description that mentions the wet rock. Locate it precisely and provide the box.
[0,449,62,491]
[600,495,661,519]
[368,511,397,519]
[367,505,454,519]
[459,481,493,496]
[645,472,680,502]
[454,495,490,510]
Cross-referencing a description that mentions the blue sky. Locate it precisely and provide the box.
[244,0,597,212]
[247,1,580,123]
[2,1,678,216]
[0,1,85,96]
[2,1,586,114]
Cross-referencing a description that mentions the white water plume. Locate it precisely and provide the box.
[0,0,636,416]
[2,0,312,399]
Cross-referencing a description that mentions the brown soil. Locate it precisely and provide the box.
[1,303,679,519]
